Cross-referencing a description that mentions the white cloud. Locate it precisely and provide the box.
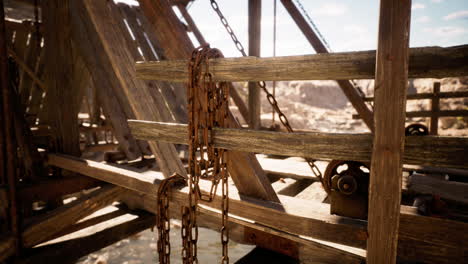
[412,3,426,10]
[443,10,468,20]
[431,0,444,3]
[415,16,431,23]
[423,26,467,37]
[312,3,348,16]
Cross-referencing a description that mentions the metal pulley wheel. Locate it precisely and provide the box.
[323,160,370,194]
[405,123,429,136]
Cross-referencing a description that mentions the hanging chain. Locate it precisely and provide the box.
[183,45,230,264]
[156,173,186,264]
[209,0,324,187]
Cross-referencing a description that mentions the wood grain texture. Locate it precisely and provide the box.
[128,120,468,169]
[138,0,279,202]
[408,174,468,204]
[21,185,124,248]
[19,213,155,264]
[48,153,468,264]
[367,1,412,263]
[70,0,186,177]
[135,45,468,82]
[248,0,261,129]
[41,0,82,156]
[431,82,440,135]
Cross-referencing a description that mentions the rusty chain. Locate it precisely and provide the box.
[209,0,325,190]
[183,45,230,264]
[156,173,186,264]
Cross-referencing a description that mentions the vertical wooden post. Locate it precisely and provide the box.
[430,82,440,135]
[248,0,261,129]
[0,0,20,254]
[41,0,82,156]
[367,1,411,263]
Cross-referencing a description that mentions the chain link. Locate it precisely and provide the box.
[209,0,324,187]
[156,174,186,264]
[183,45,230,264]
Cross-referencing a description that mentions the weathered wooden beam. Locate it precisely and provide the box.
[408,174,468,204]
[364,90,468,101]
[280,0,374,131]
[45,207,129,242]
[430,82,440,135]
[367,1,412,263]
[128,121,468,169]
[138,0,279,202]
[1,0,20,255]
[353,109,468,119]
[19,212,155,264]
[176,4,206,45]
[70,0,186,176]
[248,0,261,129]
[21,185,124,248]
[18,176,101,205]
[41,0,82,156]
[135,45,468,82]
[7,47,46,91]
[48,154,468,264]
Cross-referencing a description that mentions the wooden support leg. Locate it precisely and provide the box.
[21,185,124,248]
[70,0,186,177]
[248,0,261,130]
[430,82,440,135]
[1,0,20,256]
[367,1,411,263]
[41,0,82,156]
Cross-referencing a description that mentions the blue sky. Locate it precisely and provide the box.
[173,0,468,57]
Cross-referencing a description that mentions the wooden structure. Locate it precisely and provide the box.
[1,0,467,263]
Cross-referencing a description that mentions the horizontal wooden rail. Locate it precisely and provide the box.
[47,153,468,264]
[135,45,468,82]
[353,109,468,119]
[363,90,468,101]
[128,120,468,169]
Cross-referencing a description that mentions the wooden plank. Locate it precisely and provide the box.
[431,82,440,135]
[46,208,129,242]
[364,90,468,101]
[7,48,46,91]
[41,0,81,156]
[18,176,101,205]
[408,174,468,204]
[366,1,412,263]
[248,0,261,129]
[128,121,468,169]
[48,153,468,264]
[21,185,124,248]
[70,0,185,176]
[353,109,468,119]
[280,0,374,131]
[138,0,279,202]
[135,45,468,82]
[19,213,155,264]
